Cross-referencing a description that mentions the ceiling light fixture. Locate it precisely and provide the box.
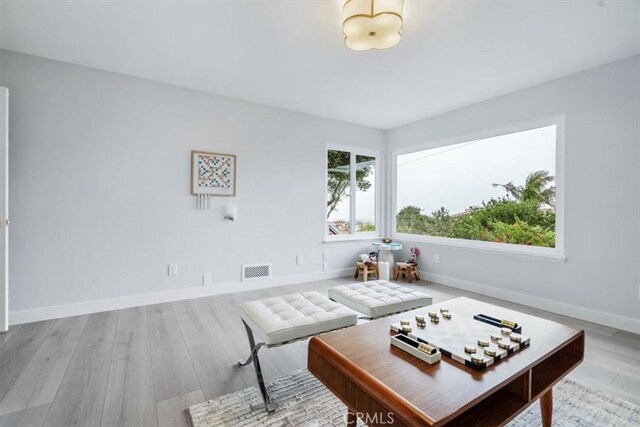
[342,0,403,51]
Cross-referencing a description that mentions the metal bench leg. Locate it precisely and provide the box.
[237,341,265,367]
[237,320,276,413]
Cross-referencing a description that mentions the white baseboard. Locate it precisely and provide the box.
[12,269,639,335]
[422,272,640,335]
[9,268,354,326]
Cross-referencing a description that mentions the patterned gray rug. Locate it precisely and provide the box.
[187,370,639,426]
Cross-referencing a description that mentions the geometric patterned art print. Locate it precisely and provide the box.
[198,155,231,188]
[191,151,236,196]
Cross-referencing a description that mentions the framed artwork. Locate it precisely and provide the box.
[191,151,236,196]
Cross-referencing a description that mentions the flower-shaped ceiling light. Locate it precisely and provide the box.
[343,0,403,51]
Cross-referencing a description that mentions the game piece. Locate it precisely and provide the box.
[401,319,410,326]
[416,322,426,329]
[418,343,437,355]
[415,315,425,322]
[464,345,476,354]
[402,326,412,333]
[501,327,512,336]
[428,311,437,318]
[491,334,502,342]
[501,319,517,329]
[510,333,522,343]
[430,316,440,324]
[443,312,452,320]
[484,348,497,357]
[497,341,510,350]
[477,339,489,347]
[470,355,485,364]
[440,308,449,314]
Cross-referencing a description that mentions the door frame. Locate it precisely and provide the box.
[0,87,8,332]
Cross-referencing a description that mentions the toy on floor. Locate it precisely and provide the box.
[394,247,420,283]
[357,252,378,263]
[407,247,420,264]
[355,252,379,281]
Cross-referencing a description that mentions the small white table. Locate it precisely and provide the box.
[371,243,403,279]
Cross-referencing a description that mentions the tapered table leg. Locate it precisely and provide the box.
[540,388,553,427]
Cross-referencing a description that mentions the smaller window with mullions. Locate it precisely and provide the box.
[326,147,378,238]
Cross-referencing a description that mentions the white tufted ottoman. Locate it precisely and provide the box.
[237,291,357,412]
[238,291,358,345]
[328,280,433,318]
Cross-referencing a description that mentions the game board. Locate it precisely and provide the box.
[390,310,530,370]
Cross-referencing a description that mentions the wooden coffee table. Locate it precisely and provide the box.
[308,297,584,426]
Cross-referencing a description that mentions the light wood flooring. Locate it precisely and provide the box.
[0,278,638,426]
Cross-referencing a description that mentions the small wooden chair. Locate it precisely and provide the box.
[354,261,379,281]
[394,262,420,283]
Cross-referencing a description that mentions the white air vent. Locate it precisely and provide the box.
[242,263,272,281]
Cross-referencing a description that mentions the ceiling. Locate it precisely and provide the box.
[1,1,639,129]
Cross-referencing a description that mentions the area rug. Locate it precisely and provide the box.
[187,370,640,426]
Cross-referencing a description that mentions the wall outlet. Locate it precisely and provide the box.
[202,273,212,286]
[168,264,178,276]
[434,254,440,264]
[323,251,329,261]
[296,255,304,265]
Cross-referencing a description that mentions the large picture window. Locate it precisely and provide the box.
[327,147,378,237]
[394,122,561,252]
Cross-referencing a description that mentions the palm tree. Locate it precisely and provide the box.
[493,170,555,207]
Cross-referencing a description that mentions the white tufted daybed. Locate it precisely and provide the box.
[236,282,433,412]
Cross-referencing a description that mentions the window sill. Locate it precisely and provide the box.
[323,235,381,243]
[394,234,566,263]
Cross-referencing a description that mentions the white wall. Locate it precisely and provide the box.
[0,50,385,319]
[388,55,640,332]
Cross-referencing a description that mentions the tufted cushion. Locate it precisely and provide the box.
[238,291,358,345]
[328,280,433,318]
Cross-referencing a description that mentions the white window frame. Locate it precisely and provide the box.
[391,115,565,261]
[325,144,381,241]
